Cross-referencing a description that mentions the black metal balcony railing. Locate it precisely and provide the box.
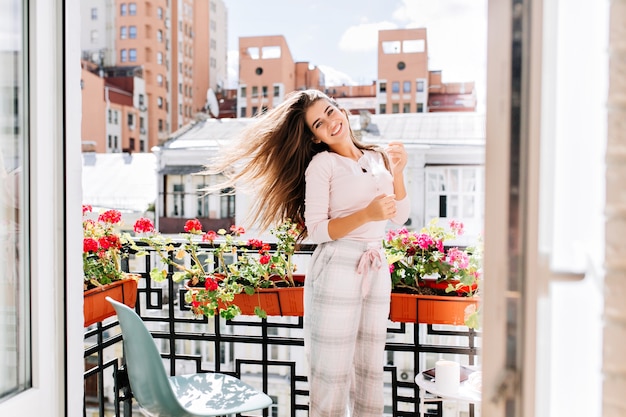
[84,241,481,417]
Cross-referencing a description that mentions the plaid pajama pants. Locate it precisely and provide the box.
[304,239,391,417]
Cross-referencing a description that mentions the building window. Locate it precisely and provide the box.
[113,111,118,124]
[403,81,411,93]
[221,188,236,218]
[129,2,137,16]
[251,86,258,98]
[379,103,386,114]
[157,7,163,19]
[157,74,163,86]
[120,26,127,39]
[120,3,126,16]
[403,103,410,113]
[392,82,400,93]
[262,86,268,97]
[240,107,247,117]
[424,166,485,240]
[157,29,163,42]
[127,113,134,128]
[158,119,163,132]
[108,109,112,123]
[90,30,98,43]
[157,97,163,108]
[129,48,137,62]
[129,25,137,39]
[382,40,401,54]
[171,183,185,217]
[157,52,163,65]
[138,94,145,107]
[240,86,246,98]
[91,7,98,19]
[129,137,135,150]
[417,103,424,113]
[379,82,387,93]
[425,166,484,230]
[416,80,425,93]
[252,106,258,116]
[273,85,280,97]
[392,103,399,114]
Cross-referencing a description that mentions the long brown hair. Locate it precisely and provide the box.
[203,89,387,239]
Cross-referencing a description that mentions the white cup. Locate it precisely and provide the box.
[435,360,460,395]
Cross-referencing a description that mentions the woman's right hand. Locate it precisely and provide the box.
[365,194,397,221]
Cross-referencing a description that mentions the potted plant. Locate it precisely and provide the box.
[132,218,304,319]
[383,218,482,327]
[132,218,244,319]
[226,219,305,318]
[82,205,139,326]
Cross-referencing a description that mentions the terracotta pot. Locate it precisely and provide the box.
[421,279,478,294]
[389,292,479,325]
[83,276,139,327]
[233,274,305,317]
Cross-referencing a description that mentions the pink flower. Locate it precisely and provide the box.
[449,220,465,236]
[184,219,203,233]
[133,217,155,234]
[447,247,470,269]
[230,225,246,235]
[82,204,92,215]
[416,233,434,250]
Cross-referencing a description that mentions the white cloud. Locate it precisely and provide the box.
[318,65,357,86]
[227,50,239,89]
[338,21,398,53]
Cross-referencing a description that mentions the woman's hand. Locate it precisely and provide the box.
[365,193,398,221]
[386,141,407,176]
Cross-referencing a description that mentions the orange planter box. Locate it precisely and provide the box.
[234,286,304,316]
[83,277,139,327]
[234,274,305,317]
[389,293,479,325]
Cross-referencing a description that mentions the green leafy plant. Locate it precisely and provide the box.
[383,218,482,297]
[132,218,244,319]
[131,217,303,319]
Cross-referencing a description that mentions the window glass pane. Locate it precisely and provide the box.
[0,0,30,398]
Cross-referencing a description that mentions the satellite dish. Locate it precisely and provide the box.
[206,88,219,118]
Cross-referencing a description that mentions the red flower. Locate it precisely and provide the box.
[247,238,263,249]
[202,230,218,242]
[97,209,122,224]
[98,235,121,250]
[83,237,98,253]
[133,217,155,233]
[259,254,271,265]
[82,204,92,215]
[184,219,203,233]
[204,277,218,291]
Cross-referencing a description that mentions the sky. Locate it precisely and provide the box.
[222,0,487,106]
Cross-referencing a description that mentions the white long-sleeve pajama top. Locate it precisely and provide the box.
[304,149,410,243]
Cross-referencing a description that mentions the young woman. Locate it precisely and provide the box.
[206,89,410,417]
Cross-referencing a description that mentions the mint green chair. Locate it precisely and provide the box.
[106,297,273,416]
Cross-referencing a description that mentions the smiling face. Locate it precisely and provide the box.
[304,98,352,149]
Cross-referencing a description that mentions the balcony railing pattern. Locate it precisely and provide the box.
[84,241,481,417]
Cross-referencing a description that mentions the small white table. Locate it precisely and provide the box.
[415,369,481,417]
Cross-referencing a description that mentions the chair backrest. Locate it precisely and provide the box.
[106,297,186,416]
